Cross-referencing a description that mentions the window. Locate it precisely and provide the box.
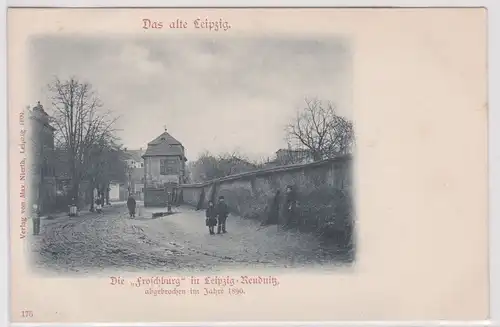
[160,158,179,175]
[141,163,144,168]
[160,159,166,175]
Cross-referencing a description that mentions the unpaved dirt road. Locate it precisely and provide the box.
[28,203,351,274]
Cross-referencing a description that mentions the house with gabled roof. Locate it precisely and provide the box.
[143,128,187,188]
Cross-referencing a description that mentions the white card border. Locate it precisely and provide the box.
[1,0,497,326]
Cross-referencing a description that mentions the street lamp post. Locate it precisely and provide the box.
[127,166,132,197]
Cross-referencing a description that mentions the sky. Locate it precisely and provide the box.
[29,35,352,162]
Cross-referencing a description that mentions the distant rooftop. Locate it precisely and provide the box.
[124,149,145,162]
[276,148,312,154]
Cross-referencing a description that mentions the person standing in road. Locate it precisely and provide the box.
[283,185,297,227]
[127,195,137,218]
[32,204,41,235]
[216,196,229,234]
[205,200,217,235]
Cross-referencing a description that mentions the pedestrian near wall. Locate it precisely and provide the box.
[205,200,217,235]
[283,185,297,227]
[127,195,137,218]
[216,196,229,234]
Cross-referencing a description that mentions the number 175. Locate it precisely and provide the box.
[21,310,33,318]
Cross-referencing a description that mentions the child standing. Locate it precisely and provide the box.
[205,201,217,235]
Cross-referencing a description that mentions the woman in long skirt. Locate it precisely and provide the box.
[127,195,137,218]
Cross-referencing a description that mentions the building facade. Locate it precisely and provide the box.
[143,129,187,207]
[275,148,315,165]
[124,148,146,199]
[143,130,187,188]
[108,182,120,201]
[29,101,57,214]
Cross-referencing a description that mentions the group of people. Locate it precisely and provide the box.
[205,196,229,235]
[94,191,112,214]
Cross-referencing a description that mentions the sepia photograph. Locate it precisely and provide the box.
[26,34,355,274]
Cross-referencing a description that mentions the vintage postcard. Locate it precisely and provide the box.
[8,7,488,323]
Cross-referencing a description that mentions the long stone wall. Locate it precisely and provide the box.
[180,155,353,234]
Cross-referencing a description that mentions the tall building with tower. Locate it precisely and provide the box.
[29,101,57,213]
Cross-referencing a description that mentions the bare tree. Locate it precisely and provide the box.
[327,114,355,155]
[47,77,120,205]
[86,138,127,210]
[285,97,354,160]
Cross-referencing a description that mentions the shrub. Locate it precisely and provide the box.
[296,187,354,241]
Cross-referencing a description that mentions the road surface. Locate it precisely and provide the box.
[28,203,351,274]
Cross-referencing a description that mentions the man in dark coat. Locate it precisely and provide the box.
[216,196,229,234]
[127,195,137,218]
[283,185,297,227]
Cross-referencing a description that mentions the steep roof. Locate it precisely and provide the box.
[30,103,56,132]
[143,131,186,159]
[148,131,182,146]
[124,149,144,162]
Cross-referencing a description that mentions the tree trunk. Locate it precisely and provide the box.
[89,185,96,212]
[70,163,80,208]
[105,184,110,205]
[99,188,105,205]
